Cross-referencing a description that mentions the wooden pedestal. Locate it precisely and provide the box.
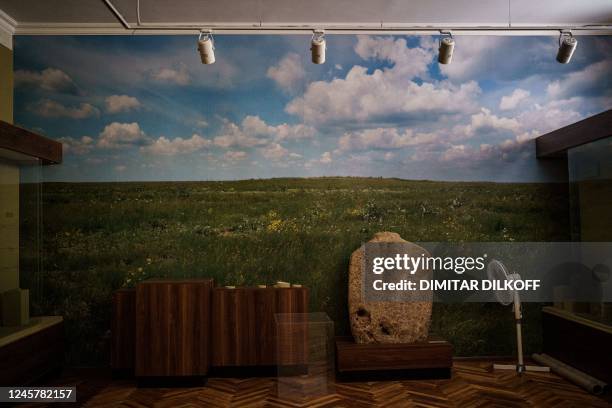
[135,279,213,377]
[111,288,135,375]
[335,336,452,381]
[0,316,64,385]
[211,287,308,370]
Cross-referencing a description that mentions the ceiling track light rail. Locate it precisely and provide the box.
[99,1,612,35]
[100,1,593,66]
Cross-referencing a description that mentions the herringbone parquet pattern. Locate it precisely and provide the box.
[25,361,610,407]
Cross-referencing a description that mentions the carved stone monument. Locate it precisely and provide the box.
[348,232,432,343]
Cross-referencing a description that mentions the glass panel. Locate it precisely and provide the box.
[0,147,41,332]
[276,312,335,402]
[567,136,612,325]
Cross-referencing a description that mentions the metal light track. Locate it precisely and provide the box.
[9,0,612,36]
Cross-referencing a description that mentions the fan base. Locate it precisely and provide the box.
[493,363,550,373]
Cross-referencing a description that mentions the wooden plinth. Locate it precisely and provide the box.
[111,288,135,375]
[335,336,452,380]
[211,287,308,369]
[135,279,213,377]
[0,316,64,385]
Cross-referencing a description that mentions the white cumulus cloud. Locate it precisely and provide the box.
[15,68,78,93]
[105,95,142,113]
[151,66,191,85]
[213,116,315,148]
[57,136,95,155]
[452,108,521,140]
[223,151,248,161]
[499,89,530,110]
[31,99,99,119]
[285,36,480,126]
[338,128,439,152]
[98,122,148,149]
[546,59,612,99]
[266,53,306,93]
[260,143,290,161]
[141,134,211,155]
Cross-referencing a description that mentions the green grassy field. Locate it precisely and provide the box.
[23,177,570,364]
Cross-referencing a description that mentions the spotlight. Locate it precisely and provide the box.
[438,32,454,65]
[198,31,215,64]
[311,30,326,64]
[556,31,577,64]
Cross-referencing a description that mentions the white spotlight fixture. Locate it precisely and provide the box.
[198,30,215,65]
[311,30,326,64]
[438,31,455,65]
[556,31,577,64]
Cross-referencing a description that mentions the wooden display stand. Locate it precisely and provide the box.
[135,279,213,382]
[335,336,452,381]
[211,287,308,374]
[110,281,308,382]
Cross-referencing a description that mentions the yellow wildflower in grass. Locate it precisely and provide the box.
[346,208,361,217]
[267,219,283,232]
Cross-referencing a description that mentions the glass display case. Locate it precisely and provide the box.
[276,312,335,402]
[0,147,41,332]
[567,136,612,325]
[0,122,64,386]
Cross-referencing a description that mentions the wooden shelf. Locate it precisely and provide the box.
[535,109,612,159]
[0,120,62,165]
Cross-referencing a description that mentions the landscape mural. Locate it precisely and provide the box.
[13,35,611,364]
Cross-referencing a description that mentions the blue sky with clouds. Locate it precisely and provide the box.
[13,34,611,182]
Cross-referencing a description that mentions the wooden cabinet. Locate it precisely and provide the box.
[542,306,612,384]
[111,281,309,379]
[111,288,135,374]
[211,287,308,368]
[135,279,213,377]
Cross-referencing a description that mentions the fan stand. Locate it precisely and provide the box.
[493,294,550,374]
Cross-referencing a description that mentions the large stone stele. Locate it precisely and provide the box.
[349,232,432,344]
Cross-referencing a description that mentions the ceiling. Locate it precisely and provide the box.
[0,0,611,35]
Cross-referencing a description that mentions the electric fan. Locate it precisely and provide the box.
[487,259,550,373]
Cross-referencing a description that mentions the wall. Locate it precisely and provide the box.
[0,42,19,295]
[0,44,12,122]
[11,34,611,363]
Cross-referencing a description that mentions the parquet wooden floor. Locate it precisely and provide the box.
[23,361,610,407]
